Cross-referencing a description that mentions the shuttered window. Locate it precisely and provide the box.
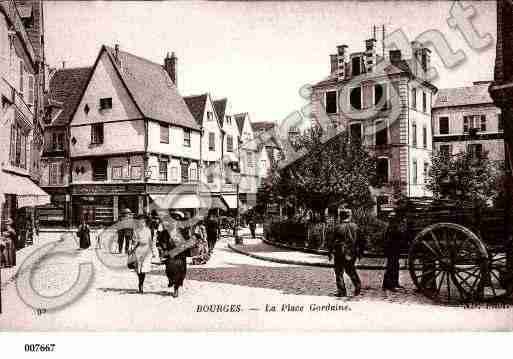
[209,132,215,151]
[160,124,169,143]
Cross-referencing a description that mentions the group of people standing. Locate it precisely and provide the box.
[114,210,220,296]
[326,210,406,297]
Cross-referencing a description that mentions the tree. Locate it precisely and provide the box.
[271,126,378,219]
[426,150,502,207]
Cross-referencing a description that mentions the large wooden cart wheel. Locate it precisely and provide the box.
[408,223,490,303]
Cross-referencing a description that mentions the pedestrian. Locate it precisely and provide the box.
[190,217,209,265]
[248,217,256,239]
[156,216,188,298]
[118,208,133,254]
[131,215,155,294]
[1,219,17,267]
[326,209,362,297]
[206,213,219,254]
[77,217,91,249]
[382,212,404,292]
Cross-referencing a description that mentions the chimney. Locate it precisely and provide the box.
[113,43,122,69]
[389,49,402,63]
[420,47,431,75]
[336,45,348,81]
[365,38,377,73]
[164,52,178,87]
[330,54,338,75]
[411,41,422,76]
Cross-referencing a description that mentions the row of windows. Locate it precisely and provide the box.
[438,143,486,160]
[411,88,429,113]
[438,114,503,135]
[88,159,199,183]
[325,83,388,114]
[411,122,429,148]
[377,158,429,185]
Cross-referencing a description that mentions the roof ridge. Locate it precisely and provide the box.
[53,66,93,74]
[104,45,166,70]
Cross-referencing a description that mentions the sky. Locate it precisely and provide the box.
[44,0,497,124]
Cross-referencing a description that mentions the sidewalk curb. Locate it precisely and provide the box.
[227,238,407,270]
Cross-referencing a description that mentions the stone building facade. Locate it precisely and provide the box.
[433,81,504,162]
[311,39,437,210]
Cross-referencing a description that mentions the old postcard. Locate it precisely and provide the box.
[0,0,512,340]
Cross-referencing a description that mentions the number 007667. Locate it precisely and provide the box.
[24,344,56,352]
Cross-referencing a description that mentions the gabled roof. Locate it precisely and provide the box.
[213,98,227,126]
[183,94,208,126]
[47,66,92,127]
[234,113,247,134]
[101,46,199,131]
[433,82,494,109]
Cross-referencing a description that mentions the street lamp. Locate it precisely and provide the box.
[231,164,242,245]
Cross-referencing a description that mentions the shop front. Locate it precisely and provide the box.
[0,171,50,267]
[71,183,146,225]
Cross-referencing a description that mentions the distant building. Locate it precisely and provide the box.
[251,121,284,164]
[432,81,504,162]
[184,93,230,212]
[39,67,91,225]
[311,39,438,210]
[234,112,259,210]
[213,97,240,211]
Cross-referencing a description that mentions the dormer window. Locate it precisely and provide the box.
[226,116,232,124]
[207,111,213,121]
[99,97,112,110]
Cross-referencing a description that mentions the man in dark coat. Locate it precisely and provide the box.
[382,212,404,291]
[206,213,219,254]
[248,218,256,239]
[326,210,362,297]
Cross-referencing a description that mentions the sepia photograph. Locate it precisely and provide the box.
[0,0,512,345]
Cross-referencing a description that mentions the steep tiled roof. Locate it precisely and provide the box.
[213,98,227,126]
[433,82,494,108]
[103,46,200,131]
[183,94,207,126]
[234,113,246,134]
[47,67,92,127]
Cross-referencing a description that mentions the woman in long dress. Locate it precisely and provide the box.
[132,215,155,293]
[156,220,188,297]
[77,219,91,250]
[191,219,209,265]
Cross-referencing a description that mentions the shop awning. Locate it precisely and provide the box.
[221,194,238,209]
[149,194,201,209]
[0,171,50,207]
[200,195,228,211]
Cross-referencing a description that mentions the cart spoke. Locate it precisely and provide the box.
[421,240,439,257]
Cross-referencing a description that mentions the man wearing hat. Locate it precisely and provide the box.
[326,209,362,297]
[382,211,405,291]
[1,218,17,267]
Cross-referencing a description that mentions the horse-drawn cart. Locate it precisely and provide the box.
[404,200,512,303]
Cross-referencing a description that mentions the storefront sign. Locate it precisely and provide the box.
[72,184,144,195]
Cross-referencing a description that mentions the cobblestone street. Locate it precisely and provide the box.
[1,232,512,331]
